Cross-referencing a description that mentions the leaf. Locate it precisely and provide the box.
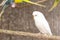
[23,0,46,7]
[48,0,60,12]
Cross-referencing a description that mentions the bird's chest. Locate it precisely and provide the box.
[34,19,43,26]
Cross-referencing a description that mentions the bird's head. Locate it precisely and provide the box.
[32,11,44,18]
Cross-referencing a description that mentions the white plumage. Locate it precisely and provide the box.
[32,11,52,35]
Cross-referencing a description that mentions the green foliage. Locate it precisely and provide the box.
[48,0,60,12]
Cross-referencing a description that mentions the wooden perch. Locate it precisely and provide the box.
[0,29,60,40]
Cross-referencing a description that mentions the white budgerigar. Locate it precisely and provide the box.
[32,11,52,35]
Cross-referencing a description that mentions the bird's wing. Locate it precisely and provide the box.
[40,17,52,35]
[34,14,52,35]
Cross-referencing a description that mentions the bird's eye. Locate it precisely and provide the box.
[35,15,37,16]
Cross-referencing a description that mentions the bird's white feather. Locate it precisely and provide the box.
[32,11,52,35]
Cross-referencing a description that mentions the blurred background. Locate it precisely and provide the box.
[0,0,60,40]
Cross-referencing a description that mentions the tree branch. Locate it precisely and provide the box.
[36,0,47,3]
[0,29,60,40]
[0,0,8,6]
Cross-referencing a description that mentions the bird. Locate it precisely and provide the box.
[32,11,52,35]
